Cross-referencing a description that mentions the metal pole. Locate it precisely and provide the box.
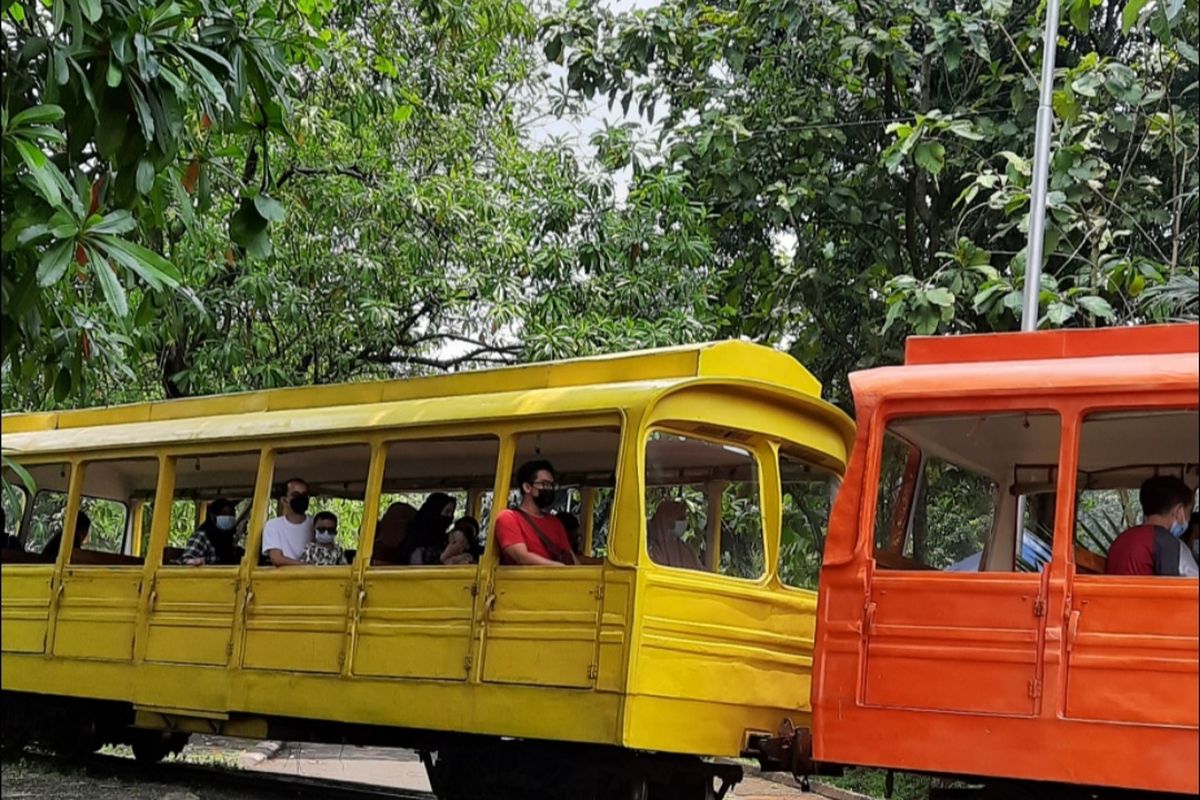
[1022,0,1061,332]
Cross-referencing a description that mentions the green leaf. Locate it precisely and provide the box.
[8,104,65,128]
[36,239,74,286]
[1046,301,1076,324]
[1077,295,1116,320]
[1069,0,1091,32]
[1176,40,1199,65]
[88,210,137,235]
[981,0,1011,18]
[253,194,286,223]
[1122,0,1150,32]
[95,236,182,287]
[925,287,955,307]
[79,0,101,22]
[913,141,946,176]
[12,138,62,206]
[88,248,128,317]
[392,104,414,124]
[106,59,123,87]
[136,159,155,195]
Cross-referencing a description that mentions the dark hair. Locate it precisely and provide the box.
[199,498,238,564]
[314,510,338,526]
[1139,476,1194,517]
[452,516,480,539]
[401,493,456,562]
[208,497,236,518]
[515,460,556,493]
[76,510,92,534]
[277,477,308,498]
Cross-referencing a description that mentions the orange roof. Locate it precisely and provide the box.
[905,323,1198,365]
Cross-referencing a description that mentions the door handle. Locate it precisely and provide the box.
[148,589,158,613]
[483,592,497,617]
[1066,610,1081,651]
[864,601,877,633]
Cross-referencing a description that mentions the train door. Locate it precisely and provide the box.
[240,443,367,675]
[862,410,1060,716]
[0,461,71,655]
[351,435,498,681]
[51,456,157,662]
[478,426,617,690]
[144,451,259,667]
[1063,406,1199,731]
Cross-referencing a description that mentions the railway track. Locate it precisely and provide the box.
[15,750,437,800]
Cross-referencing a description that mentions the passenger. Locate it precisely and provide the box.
[372,501,416,565]
[1184,512,1200,562]
[494,460,575,565]
[300,511,347,566]
[1106,476,1195,576]
[177,497,239,566]
[261,477,314,567]
[402,492,458,565]
[439,516,479,565]
[40,510,91,562]
[647,500,705,571]
[557,511,603,565]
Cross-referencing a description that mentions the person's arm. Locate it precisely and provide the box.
[267,548,306,567]
[501,542,566,566]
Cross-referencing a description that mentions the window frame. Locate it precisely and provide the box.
[776,442,843,592]
[641,423,772,585]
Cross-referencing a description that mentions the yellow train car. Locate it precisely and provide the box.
[0,342,853,799]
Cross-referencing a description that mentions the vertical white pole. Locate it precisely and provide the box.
[1022,0,1062,332]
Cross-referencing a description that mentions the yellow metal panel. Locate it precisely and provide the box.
[52,566,142,661]
[596,567,633,692]
[57,405,151,429]
[353,568,477,680]
[149,393,270,421]
[481,567,603,689]
[1,412,57,434]
[145,569,239,666]
[241,569,353,674]
[0,566,53,654]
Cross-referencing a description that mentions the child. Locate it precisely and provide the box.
[440,516,480,565]
[300,511,347,566]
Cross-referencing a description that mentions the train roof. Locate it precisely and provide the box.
[853,323,1199,402]
[1,340,825,436]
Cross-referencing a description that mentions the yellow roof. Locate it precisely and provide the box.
[1,341,827,440]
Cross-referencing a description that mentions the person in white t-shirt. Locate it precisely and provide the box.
[262,477,314,567]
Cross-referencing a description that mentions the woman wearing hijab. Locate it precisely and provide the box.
[371,501,417,565]
[402,492,457,565]
[647,500,704,571]
[177,498,240,566]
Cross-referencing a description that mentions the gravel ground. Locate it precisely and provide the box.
[0,757,252,800]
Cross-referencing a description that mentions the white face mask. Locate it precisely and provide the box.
[670,520,687,538]
[214,515,236,531]
[314,529,335,545]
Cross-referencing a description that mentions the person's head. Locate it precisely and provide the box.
[203,498,238,537]
[418,492,456,520]
[648,500,688,541]
[73,510,91,547]
[376,502,417,549]
[314,511,338,546]
[515,459,558,511]
[452,516,480,541]
[279,477,310,517]
[1139,476,1194,536]
[406,493,456,554]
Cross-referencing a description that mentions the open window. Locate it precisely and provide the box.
[644,429,765,580]
[264,444,371,567]
[1074,408,1199,575]
[371,435,500,566]
[157,451,260,567]
[1,462,71,562]
[778,448,840,589]
[872,412,1061,572]
[71,457,159,565]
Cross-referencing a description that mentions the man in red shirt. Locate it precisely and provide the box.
[1106,476,1195,576]
[494,460,576,566]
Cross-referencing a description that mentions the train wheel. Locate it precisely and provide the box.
[130,731,189,764]
[1,695,32,758]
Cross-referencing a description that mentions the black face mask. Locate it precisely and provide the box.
[289,493,310,514]
[532,488,557,511]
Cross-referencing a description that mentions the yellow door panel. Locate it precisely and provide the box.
[241,569,351,674]
[596,568,633,692]
[145,569,239,666]
[0,566,53,654]
[481,567,601,689]
[353,568,476,680]
[52,567,142,662]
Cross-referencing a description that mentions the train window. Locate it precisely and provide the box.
[2,479,26,543]
[503,428,620,565]
[873,412,1061,572]
[373,435,500,566]
[644,431,765,580]
[71,457,159,564]
[158,452,260,567]
[778,449,840,589]
[1075,408,1199,576]
[9,462,72,558]
[267,444,371,567]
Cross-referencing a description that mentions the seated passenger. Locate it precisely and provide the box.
[300,511,347,566]
[402,493,457,565]
[41,510,91,562]
[440,516,479,565]
[177,498,240,566]
[372,501,416,565]
[1106,476,1196,576]
[261,477,314,567]
[556,511,603,565]
[495,460,575,565]
[647,500,704,571]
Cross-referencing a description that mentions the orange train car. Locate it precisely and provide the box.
[800,323,1199,795]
